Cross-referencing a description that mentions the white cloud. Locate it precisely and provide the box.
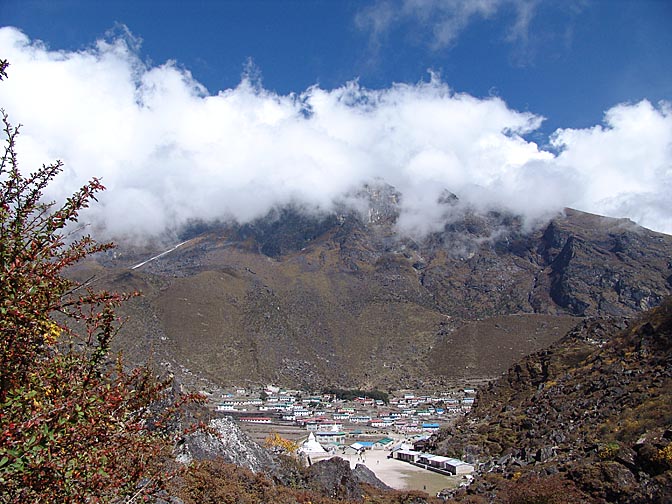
[1,26,671,242]
[551,100,672,233]
[357,0,540,52]
[403,0,503,48]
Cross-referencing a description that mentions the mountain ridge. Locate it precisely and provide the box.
[72,191,672,390]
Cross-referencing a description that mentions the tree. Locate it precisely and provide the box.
[264,433,299,455]
[0,63,199,502]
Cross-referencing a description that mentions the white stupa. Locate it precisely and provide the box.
[298,432,327,455]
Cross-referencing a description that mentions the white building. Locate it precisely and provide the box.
[298,432,327,455]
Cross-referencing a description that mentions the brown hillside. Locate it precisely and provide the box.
[73,196,672,390]
[432,298,672,503]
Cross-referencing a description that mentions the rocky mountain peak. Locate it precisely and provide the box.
[355,180,402,225]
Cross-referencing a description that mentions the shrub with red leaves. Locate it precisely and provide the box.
[0,63,199,503]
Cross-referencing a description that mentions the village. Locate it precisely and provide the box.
[204,385,478,494]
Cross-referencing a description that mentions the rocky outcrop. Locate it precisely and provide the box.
[352,463,393,490]
[542,210,671,316]
[432,298,672,503]
[305,457,391,500]
[237,205,340,258]
[175,417,275,474]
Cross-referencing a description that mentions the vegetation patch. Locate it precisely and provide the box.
[322,388,389,404]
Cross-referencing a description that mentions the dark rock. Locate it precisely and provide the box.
[535,446,556,463]
[306,457,364,500]
[636,443,670,476]
[352,463,392,490]
[238,205,340,258]
[567,461,639,503]
[149,492,184,504]
[497,453,512,466]
[544,465,559,476]
[615,446,638,472]
[640,471,672,504]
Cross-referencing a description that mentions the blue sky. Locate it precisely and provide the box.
[0,1,671,238]
[3,0,670,135]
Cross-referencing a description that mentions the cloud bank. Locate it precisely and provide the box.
[0,26,670,242]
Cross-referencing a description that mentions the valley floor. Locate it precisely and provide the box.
[238,420,461,496]
[311,447,462,495]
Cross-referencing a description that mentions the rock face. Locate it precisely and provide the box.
[432,297,672,503]
[305,457,390,500]
[541,210,671,316]
[175,417,275,474]
[82,186,672,389]
[351,463,392,491]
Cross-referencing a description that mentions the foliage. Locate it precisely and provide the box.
[598,441,621,460]
[0,78,200,501]
[171,458,330,504]
[322,388,389,404]
[170,457,442,504]
[264,432,299,455]
[656,443,672,469]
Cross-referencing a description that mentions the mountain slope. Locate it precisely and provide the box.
[433,298,672,503]
[75,190,672,389]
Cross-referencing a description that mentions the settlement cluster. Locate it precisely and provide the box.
[213,385,477,476]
